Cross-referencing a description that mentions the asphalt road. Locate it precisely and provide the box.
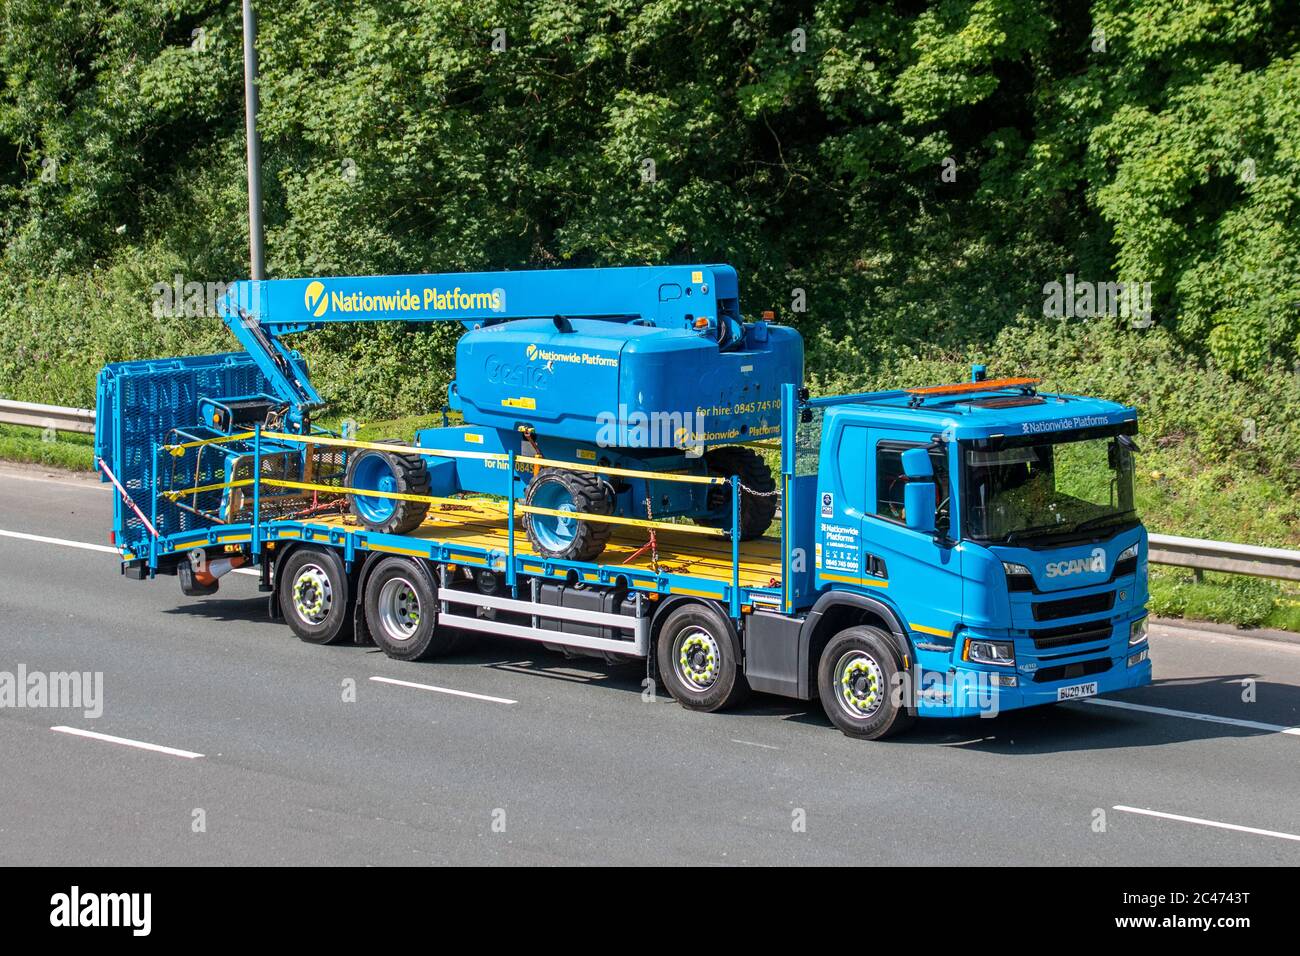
[1,464,1298,866]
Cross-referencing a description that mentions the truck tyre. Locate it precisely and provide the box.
[364,557,452,661]
[702,446,777,539]
[279,546,352,645]
[656,603,750,712]
[817,626,914,740]
[523,468,614,562]
[346,444,431,536]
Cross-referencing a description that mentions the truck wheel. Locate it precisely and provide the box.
[656,603,750,712]
[703,446,777,539]
[817,626,914,740]
[364,557,452,661]
[523,468,614,562]
[346,444,430,536]
[279,546,352,645]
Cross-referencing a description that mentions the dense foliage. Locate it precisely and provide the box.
[0,1,1297,540]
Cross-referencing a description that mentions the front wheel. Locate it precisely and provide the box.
[523,468,614,561]
[346,445,431,535]
[817,626,914,740]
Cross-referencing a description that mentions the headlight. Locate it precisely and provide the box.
[1128,647,1149,668]
[964,638,1015,666]
[1002,561,1034,592]
[1117,542,1139,563]
[1129,615,1149,646]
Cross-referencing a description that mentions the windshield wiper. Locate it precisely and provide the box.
[1072,512,1137,536]
[1005,522,1071,545]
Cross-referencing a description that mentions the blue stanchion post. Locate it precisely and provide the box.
[149,444,160,572]
[731,474,741,617]
[781,382,796,613]
[251,424,262,556]
[506,450,517,592]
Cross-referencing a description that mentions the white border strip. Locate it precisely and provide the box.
[1113,805,1300,843]
[51,725,204,759]
[369,675,516,705]
[1082,697,1300,736]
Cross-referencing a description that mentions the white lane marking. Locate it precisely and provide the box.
[369,675,517,705]
[1081,697,1300,736]
[0,528,117,553]
[1113,805,1300,843]
[51,726,203,759]
[0,470,107,492]
[731,738,780,750]
[0,527,259,575]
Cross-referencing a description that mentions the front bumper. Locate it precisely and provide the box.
[911,619,1152,718]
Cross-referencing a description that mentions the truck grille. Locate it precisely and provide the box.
[1032,590,1114,621]
[1032,657,1112,683]
[1030,621,1113,650]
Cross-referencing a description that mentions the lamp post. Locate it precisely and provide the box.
[242,0,265,281]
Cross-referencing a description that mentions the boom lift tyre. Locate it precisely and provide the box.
[656,603,750,712]
[523,467,615,561]
[278,546,353,645]
[702,445,777,539]
[817,626,915,740]
[345,442,431,535]
[363,557,452,661]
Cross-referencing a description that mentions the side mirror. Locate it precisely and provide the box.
[904,482,937,534]
[901,447,934,479]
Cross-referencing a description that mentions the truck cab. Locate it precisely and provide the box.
[807,373,1152,726]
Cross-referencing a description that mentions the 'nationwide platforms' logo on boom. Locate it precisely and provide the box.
[304,280,328,317]
[301,280,503,318]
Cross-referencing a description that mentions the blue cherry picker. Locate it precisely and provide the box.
[96,264,1152,739]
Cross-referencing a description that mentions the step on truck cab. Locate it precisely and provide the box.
[95,267,1151,740]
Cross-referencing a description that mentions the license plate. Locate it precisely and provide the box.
[1057,682,1098,701]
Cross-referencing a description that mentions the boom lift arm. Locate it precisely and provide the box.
[217,264,745,427]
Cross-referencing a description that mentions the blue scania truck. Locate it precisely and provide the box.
[96,264,1151,739]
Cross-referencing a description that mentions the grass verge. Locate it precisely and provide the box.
[0,423,95,471]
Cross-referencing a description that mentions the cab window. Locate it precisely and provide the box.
[875,441,950,531]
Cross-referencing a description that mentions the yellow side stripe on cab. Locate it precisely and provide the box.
[819,571,888,589]
[910,623,953,638]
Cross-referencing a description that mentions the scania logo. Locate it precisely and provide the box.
[1044,547,1106,578]
[304,280,328,317]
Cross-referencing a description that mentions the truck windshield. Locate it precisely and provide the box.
[961,429,1137,544]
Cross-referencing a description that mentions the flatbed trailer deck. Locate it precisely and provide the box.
[147,504,784,600]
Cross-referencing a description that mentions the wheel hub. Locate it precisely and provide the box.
[292,565,333,624]
[377,577,422,642]
[677,629,720,690]
[836,652,884,719]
